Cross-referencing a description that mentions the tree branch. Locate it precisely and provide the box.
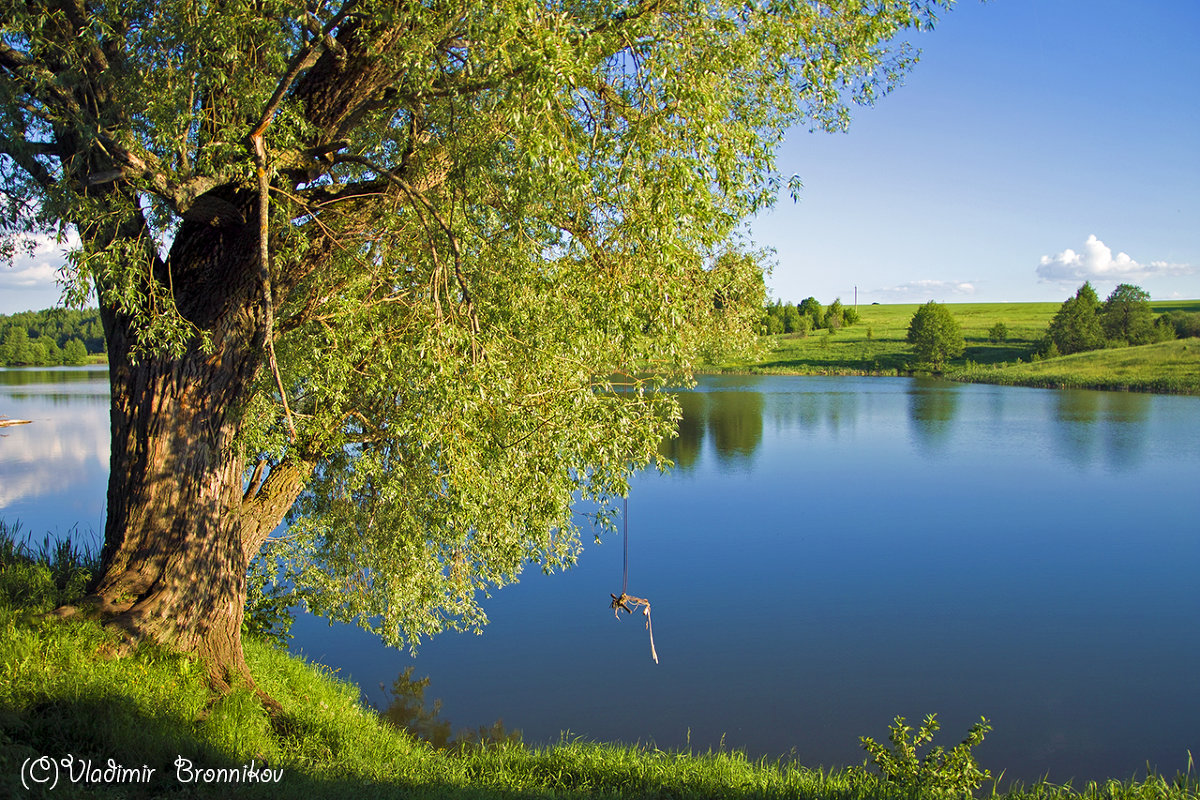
[245,6,356,444]
[331,153,479,343]
[0,136,56,189]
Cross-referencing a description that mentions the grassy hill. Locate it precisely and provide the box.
[953,338,1200,394]
[714,301,1200,394]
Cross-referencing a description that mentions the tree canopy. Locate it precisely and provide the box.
[1045,282,1105,355]
[906,301,963,369]
[1043,282,1173,357]
[1100,283,1155,346]
[1,0,955,679]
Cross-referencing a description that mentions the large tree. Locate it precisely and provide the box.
[2,0,952,687]
[1099,283,1157,346]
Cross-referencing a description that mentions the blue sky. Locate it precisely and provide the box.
[753,0,1200,305]
[2,0,1198,314]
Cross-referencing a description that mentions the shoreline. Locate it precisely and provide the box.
[698,363,1200,395]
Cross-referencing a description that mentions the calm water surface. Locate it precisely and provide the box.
[3,368,1197,784]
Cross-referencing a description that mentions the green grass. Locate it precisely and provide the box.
[721,302,1061,375]
[714,301,1200,394]
[2,522,1198,800]
[951,339,1200,394]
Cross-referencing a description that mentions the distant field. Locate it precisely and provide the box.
[713,300,1200,394]
[720,301,1061,374]
[1149,299,1200,315]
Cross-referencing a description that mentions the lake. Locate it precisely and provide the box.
[2,367,1197,785]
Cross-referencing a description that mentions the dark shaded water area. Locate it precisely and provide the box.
[3,368,1198,785]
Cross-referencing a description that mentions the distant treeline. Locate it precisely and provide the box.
[762,297,860,335]
[0,308,106,366]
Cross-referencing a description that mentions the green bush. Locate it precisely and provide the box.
[1162,311,1200,339]
[860,713,992,796]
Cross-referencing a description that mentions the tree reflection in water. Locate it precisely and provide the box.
[907,378,961,455]
[1054,389,1151,470]
[657,387,764,472]
[379,666,521,751]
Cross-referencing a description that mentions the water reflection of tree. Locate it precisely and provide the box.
[379,666,520,751]
[709,390,764,467]
[1053,390,1102,468]
[658,391,706,471]
[1101,392,1151,469]
[907,379,960,453]
[1053,389,1151,470]
[658,388,766,472]
[0,368,108,387]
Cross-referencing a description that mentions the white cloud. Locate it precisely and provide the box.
[0,230,80,311]
[874,279,978,299]
[0,260,58,289]
[1036,235,1193,283]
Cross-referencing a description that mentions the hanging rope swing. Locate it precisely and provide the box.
[609,497,658,664]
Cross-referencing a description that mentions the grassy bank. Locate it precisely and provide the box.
[2,527,1198,800]
[950,339,1200,394]
[713,301,1200,394]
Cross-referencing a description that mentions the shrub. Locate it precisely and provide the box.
[860,714,992,796]
[1163,311,1200,339]
[824,298,844,329]
[987,322,1008,343]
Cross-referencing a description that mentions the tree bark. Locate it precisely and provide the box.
[88,202,271,689]
[240,457,314,567]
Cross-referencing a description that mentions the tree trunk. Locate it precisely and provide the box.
[240,457,313,565]
[88,206,272,689]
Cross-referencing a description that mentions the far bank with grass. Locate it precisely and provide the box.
[712,301,1200,394]
[950,338,1200,394]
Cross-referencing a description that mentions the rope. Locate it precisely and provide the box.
[609,496,658,664]
[622,496,629,596]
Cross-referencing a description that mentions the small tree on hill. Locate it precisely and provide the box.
[799,297,824,330]
[824,298,845,329]
[1046,282,1105,355]
[1162,311,1200,339]
[782,304,804,334]
[988,322,1008,343]
[907,301,964,370]
[764,311,785,336]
